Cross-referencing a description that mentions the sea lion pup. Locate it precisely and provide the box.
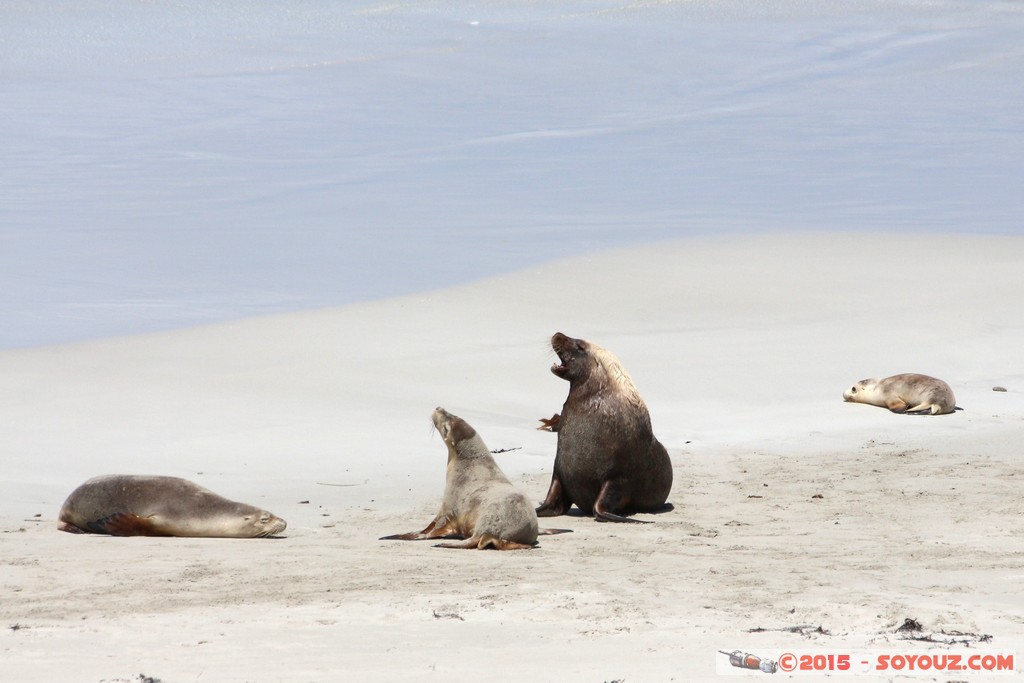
[58,475,287,538]
[843,373,958,415]
[536,332,673,523]
[382,408,567,550]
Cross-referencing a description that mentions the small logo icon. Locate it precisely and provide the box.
[720,650,778,674]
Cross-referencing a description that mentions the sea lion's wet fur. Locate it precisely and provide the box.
[58,475,287,538]
[843,373,958,415]
[381,408,540,550]
[537,333,673,522]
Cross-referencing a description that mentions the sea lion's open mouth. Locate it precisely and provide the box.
[551,354,568,378]
[550,332,571,378]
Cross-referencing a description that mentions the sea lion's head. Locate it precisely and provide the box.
[550,332,645,407]
[432,407,477,450]
[843,378,876,402]
[189,499,286,538]
[549,332,595,381]
[234,505,288,537]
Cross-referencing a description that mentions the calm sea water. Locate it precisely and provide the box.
[3,0,1021,348]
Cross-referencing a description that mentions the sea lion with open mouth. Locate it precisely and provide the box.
[537,332,673,523]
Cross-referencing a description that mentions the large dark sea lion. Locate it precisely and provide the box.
[536,332,673,523]
[382,407,567,550]
[58,475,287,537]
[843,373,958,415]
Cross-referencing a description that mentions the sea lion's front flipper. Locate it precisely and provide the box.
[537,413,561,431]
[89,512,164,536]
[536,477,570,517]
[57,521,87,534]
[538,527,573,535]
[885,397,910,413]
[594,508,649,523]
[487,539,536,550]
[593,481,650,524]
[435,535,535,550]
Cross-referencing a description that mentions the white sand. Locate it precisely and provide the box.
[1,233,1022,681]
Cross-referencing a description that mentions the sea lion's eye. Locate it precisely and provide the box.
[851,386,857,393]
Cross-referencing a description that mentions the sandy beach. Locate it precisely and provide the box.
[2,233,1022,681]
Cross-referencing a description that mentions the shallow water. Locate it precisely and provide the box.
[2,0,1022,348]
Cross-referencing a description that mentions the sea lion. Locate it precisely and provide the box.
[382,407,563,550]
[536,332,673,523]
[58,475,287,537]
[843,373,958,415]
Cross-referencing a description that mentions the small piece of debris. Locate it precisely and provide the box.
[902,630,992,645]
[490,447,522,454]
[298,500,310,504]
[811,494,824,499]
[747,495,763,499]
[993,386,1007,392]
[432,610,464,621]
[9,623,25,632]
[749,624,830,636]
[896,618,922,632]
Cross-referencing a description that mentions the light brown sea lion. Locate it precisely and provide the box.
[58,475,287,538]
[536,332,673,523]
[382,407,568,550]
[843,373,958,415]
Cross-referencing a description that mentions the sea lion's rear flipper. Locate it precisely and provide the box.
[538,528,573,535]
[89,512,163,536]
[57,521,87,534]
[380,529,461,541]
[435,535,535,550]
[380,515,461,542]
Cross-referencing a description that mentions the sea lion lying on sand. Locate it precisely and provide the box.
[843,373,958,415]
[58,475,287,537]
